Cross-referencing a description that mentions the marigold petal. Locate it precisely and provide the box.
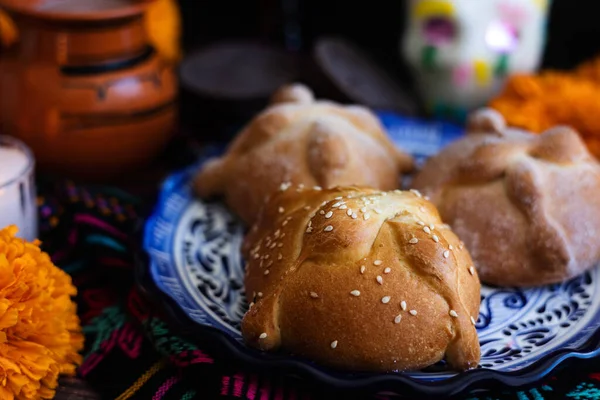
[0,227,82,399]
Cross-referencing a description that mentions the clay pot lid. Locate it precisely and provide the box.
[0,0,148,22]
[313,37,418,116]
[180,40,300,101]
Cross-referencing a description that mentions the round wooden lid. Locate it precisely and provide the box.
[180,41,300,101]
[0,0,148,21]
[313,37,418,116]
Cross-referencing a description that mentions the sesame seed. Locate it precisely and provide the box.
[277,243,283,248]
[264,270,270,275]
[432,235,439,243]
[308,220,312,227]
[335,196,343,200]
[298,184,305,190]
[409,238,419,244]
[282,220,289,226]
[401,301,407,311]
[374,260,383,266]
[350,290,361,297]
[278,207,285,213]
[253,253,260,259]
[469,266,475,275]
[459,243,465,250]
[449,245,454,250]
[319,210,325,215]
[410,189,422,198]
[423,226,431,234]
[384,267,391,274]
[304,206,311,210]
[443,250,450,258]
[409,310,417,316]
[376,276,383,285]
[270,243,277,249]
[310,292,319,298]
[394,190,402,193]
[429,224,435,230]
[330,340,338,349]
[258,292,263,297]
[278,253,283,260]
[394,314,402,324]
[259,333,267,339]
[306,227,313,233]
[449,310,458,318]
[360,266,366,274]
[417,221,425,226]
[264,255,270,259]
[374,208,382,214]
[314,186,322,191]
[324,225,334,232]
[279,182,291,191]
[381,296,391,304]
[364,213,371,220]
[325,211,333,218]
[471,316,477,325]
[249,302,254,308]
[274,229,281,237]
[332,202,342,208]
[339,205,348,210]
[360,207,367,213]
[351,213,357,219]
[347,209,353,216]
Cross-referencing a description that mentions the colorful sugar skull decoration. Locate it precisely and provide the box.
[402,0,550,121]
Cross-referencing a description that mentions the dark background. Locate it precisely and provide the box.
[177,0,600,72]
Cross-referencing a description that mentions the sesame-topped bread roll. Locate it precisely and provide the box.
[193,83,414,225]
[412,108,600,287]
[241,186,481,372]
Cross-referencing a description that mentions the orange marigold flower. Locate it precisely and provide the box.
[489,55,600,159]
[0,226,83,400]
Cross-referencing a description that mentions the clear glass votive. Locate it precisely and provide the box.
[0,135,37,241]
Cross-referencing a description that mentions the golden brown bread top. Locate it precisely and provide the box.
[241,186,480,372]
[193,83,414,225]
[413,108,600,286]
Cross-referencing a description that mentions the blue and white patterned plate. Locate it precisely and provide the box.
[142,112,600,397]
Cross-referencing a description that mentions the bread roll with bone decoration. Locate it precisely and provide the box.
[241,185,481,372]
[193,83,413,225]
[412,108,600,287]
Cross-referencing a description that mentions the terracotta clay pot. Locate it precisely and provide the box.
[0,0,177,180]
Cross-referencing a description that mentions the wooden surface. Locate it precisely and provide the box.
[56,378,101,400]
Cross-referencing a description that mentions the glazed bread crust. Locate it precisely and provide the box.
[412,108,600,287]
[241,186,480,372]
[193,83,413,225]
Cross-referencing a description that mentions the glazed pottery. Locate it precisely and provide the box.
[0,0,177,180]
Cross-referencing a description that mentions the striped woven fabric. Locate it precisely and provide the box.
[37,179,600,400]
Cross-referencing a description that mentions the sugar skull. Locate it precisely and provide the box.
[402,0,550,121]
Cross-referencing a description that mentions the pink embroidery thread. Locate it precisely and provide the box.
[152,376,180,400]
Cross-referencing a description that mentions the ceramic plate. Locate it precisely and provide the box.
[142,113,600,397]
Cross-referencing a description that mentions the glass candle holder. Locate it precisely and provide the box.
[0,135,37,241]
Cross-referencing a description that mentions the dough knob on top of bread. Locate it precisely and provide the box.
[241,186,480,372]
[192,83,414,225]
[412,108,600,287]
